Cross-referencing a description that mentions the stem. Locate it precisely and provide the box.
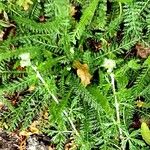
[118,2,122,19]
[110,73,123,141]
[31,65,79,136]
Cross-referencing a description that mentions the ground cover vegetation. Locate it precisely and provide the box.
[0,0,150,149]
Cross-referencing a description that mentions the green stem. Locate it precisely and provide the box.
[31,65,79,137]
[118,2,122,19]
[110,73,123,145]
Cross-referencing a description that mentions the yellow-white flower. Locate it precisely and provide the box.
[102,58,116,73]
[70,47,74,54]
[19,53,31,67]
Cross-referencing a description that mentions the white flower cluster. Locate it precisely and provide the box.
[19,53,31,67]
[102,58,116,73]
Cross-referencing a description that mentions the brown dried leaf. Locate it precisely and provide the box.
[0,102,4,110]
[49,145,55,150]
[65,137,77,150]
[136,100,144,108]
[70,5,77,17]
[19,121,40,137]
[43,111,49,120]
[19,131,32,137]
[0,30,4,41]
[73,61,92,87]
[29,121,40,134]
[136,43,150,58]
[20,136,26,150]
[27,85,36,92]
[87,38,102,52]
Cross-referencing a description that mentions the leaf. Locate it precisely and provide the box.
[72,0,99,42]
[144,56,150,65]
[128,60,140,70]
[73,61,92,87]
[141,122,150,145]
[136,100,144,108]
[0,102,4,110]
[70,5,77,17]
[29,121,40,134]
[136,43,150,59]
[131,139,146,147]
[116,71,128,88]
[117,0,133,3]
[0,2,4,13]
[0,20,15,28]
[19,121,40,137]
[19,130,32,137]
[17,0,33,10]
[27,85,36,92]
[88,86,113,115]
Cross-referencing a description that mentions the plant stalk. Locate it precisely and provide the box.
[31,65,79,136]
[110,73,123,141]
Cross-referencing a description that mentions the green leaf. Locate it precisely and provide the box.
[144,56,150,66]
[72,0,99,42]
[88,86,113,115]
[128,60,140,70]
[116,72,128,88]
[141,122,150,145]
[117,0,133,3]
[0,2,4,13]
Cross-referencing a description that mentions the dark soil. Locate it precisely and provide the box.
[0,130,52,150]
[0,130,19,150]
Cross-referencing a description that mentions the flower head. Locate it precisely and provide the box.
[70,47,74,54]
[19,53,31,67]
[102,58,116,73]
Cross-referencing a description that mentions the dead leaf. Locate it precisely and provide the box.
[70,5,77,17]
[73,61,92,87]
[136,100,144,108]
[39,15,46,22]
[5,92,21,106]
[27,85,36,92]
[87,38,102,52]
[70,4,82,21]
[0,102,4,110]
[0,20,15,28]
[43,111,49,120]
[65,137,77,150]
[136,43,150,58]
[19,131,32,137]
[49,145,55,150]
[0,30,4,41]
[3,122,8,129]
[29,121,40,134]
[3,11,9,22]
[19,121,40,138]
[20,136,26,150]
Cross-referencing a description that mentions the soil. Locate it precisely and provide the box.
[0,130,19,150]
[0,130,52,150]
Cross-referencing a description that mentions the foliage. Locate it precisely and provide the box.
[0,0,150,149]
[141,122,150,145]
